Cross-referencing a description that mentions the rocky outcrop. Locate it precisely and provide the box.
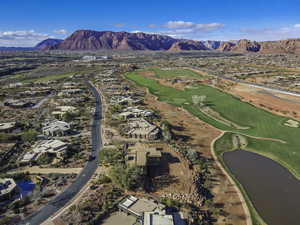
[259,39,300,54]
[218,41,236,51]
[35,39,63,50]
[218,39,300,54]
[168,40,209,51]
[202,40,222,50]
[231,39,261,53]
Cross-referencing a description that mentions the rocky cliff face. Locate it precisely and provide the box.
[218,41,236,51]
[202,40,222,49]
[231,39,261,53]
[168,40,209,51]
[217,39,300,54]
[259,39,300,54]
[49,30,177,51]
[43,29,300,54]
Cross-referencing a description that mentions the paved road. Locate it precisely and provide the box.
[191,67,300,97]
[32,94,52,109]
[20,82,102,225]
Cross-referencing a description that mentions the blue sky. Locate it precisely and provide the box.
[1,0,300,46]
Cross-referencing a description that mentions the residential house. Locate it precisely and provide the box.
[119,107,154,120]
[126,143,162,170]
[52,106,77,119]
[126,118,161,140]
[144,211,174,225]
[118,196,185,225]
[42,120,71,136]
[58,89,84,96]
[0,122,17,133]
[0,178,17,201]
[21,139,68,164]
[4,99,35,108]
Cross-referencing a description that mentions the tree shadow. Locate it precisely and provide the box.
[146,152,180,192]
[169,124,185,131]
[172,133,191,142]
[147,175,178,192]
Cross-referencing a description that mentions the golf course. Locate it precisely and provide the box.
[126,68,300,225]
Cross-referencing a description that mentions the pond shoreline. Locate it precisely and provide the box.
[223,149,300,225]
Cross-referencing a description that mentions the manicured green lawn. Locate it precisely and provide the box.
[142,67,206,79]
[126,69,300,179]
[127,68,300,225]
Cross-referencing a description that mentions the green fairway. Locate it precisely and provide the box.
[141,67,206,79]
[126,68,300,224]
[126,69,300,179]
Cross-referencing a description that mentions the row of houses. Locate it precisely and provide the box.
[17,90,52,97]
[58,88,85,96]
[4,99,35,108]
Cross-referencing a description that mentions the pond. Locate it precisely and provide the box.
[223,150,300,225]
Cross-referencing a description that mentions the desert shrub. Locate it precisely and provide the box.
[21,129,38,143]
[110,164,144,191]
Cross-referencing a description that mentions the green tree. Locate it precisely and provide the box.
[63,111,78,122]
[21,129,38,143]
[110,164,144,191]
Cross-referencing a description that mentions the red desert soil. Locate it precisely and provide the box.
[230,83,300,120]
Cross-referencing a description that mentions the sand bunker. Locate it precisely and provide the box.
[284,119,300,128]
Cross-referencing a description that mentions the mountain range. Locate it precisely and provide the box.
[3,29,300,54]
[35,38,63,50]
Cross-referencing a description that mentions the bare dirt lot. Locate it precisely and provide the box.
[230,83,300,120]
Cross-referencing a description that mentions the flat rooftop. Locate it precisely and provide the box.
[0,122,16,131]
[119,196,160,217]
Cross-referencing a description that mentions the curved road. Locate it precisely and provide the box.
[20,82,102,225]
[190,67,300,97]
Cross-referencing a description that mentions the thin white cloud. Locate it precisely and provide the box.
[165,21,194,29]
[147,24,157,28]
[157,21,225,39]
[0,30,53,47]
[53,29,67,34]
[113,24,125,28]
[239,24,300,41]
[164,21,224,32]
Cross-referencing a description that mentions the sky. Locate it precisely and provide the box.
[1,0,300,46]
